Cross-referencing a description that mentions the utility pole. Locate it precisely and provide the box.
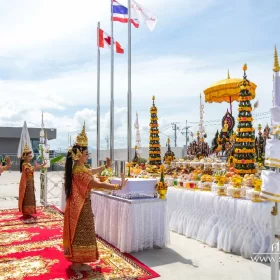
[181,120,191,147]
[171,122,180,147]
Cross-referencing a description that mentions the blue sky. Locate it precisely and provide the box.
[0,0,279,151]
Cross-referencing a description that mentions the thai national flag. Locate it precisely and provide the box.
[113,0,139,28]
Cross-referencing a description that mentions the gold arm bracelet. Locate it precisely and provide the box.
[113,184,121,190]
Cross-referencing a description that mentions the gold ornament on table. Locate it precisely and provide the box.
[156,165,168,199]
[231,176,242,198]
[215,171,227,196]
[252,178,263,202]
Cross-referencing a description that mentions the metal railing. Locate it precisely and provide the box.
[3,154,64,172]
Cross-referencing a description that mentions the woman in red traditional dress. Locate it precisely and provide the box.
[18,144,45,218]
[63,123,127,272]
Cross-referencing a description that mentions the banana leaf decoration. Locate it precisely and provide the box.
[38,144,64,166]
[50,155,64,165]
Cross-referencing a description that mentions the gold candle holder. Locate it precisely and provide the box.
[216,176,226,196]
[231,176,242,198]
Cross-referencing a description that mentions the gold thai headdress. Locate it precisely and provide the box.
[21,143,32,159]
[69,122,88,160]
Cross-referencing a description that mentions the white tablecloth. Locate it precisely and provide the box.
[111,178,157,197]
[167,187,273,259]
[91,191,169,253]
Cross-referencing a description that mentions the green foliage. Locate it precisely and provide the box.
[101,168,114,177]
[137,158,147,165]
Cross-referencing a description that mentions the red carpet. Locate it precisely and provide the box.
[0,206,160,280]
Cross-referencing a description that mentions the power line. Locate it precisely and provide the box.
[187,111,271,124]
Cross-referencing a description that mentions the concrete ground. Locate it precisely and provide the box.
[0,171,271,280]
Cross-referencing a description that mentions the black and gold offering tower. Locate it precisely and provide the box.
[149,96,162,165]
[234,64,256,175]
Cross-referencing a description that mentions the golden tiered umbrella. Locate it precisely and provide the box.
[203,70,257,113]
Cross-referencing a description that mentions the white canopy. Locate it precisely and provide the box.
[17,121,34,158]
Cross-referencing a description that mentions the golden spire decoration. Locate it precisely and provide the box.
[273,45,280,72]
[243,63,247,71]
[75,122,88,147]
[23,143,31,155]
[152,95,155,101]
[227,69,230,79]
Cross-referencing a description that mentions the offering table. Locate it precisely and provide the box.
[91,191,169,253]
[167,187,273,259]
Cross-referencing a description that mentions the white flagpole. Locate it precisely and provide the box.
[127,0,132,162]
[110,0,115,162]
[96,22,101,166]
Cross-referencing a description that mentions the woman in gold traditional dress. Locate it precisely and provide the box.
[63,123,127,272]
[19,144,45,218]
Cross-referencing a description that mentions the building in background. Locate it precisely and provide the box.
[0,127,57,155]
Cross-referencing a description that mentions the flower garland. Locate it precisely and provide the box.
[236,127,254,132]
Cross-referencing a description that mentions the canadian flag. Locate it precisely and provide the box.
[98,28,124,54]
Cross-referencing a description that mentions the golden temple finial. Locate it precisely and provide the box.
[227,69,230,79]
[75,122,88,147]
[243,64,247,71]
[152,95,155,101]
[168,138,170,144]
[273,45,280,72]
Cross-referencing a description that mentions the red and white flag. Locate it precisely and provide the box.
[97,28,124,54]
[131,0,157,31]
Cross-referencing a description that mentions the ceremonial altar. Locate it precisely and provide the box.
[91,191,169,253]
[167,187,273,259]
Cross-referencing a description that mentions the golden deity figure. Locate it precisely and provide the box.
[222,119,229,132]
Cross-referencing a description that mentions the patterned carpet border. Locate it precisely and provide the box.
[0,206,160,280]
[0,206,63,227]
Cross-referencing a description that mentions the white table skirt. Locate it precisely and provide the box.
[167,187,273,259]
[91,192,169,253]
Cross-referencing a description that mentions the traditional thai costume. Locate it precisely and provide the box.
[18,144,36,215]
[63,124,120,263]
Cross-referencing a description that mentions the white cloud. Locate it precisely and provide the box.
[0,53,274,151]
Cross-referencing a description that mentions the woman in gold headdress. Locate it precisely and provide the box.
[63,123,127,272]
[19,144,45,217]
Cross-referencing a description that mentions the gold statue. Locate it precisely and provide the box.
[222,120,228,132]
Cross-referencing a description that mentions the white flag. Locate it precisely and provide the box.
[131,0,157,31]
